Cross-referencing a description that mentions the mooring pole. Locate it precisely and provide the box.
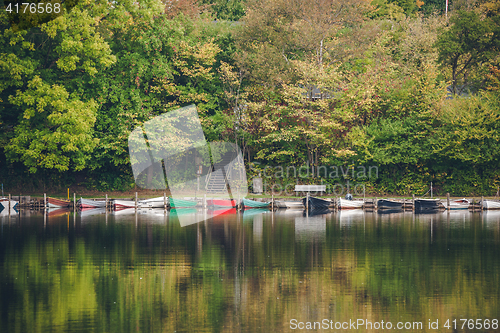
[481,196,484,211]
[135,192,138,210]
[164,192,167,210]
[203,194,206,209]
[412,194,415,211]
[446,193,450,210]
[105,194,108,209]
[73,193,76,211]
[8,194,11,211]
[430,182,433,198]
[306,192,309,211]
[271,194,274,211]
[44,193,46,209]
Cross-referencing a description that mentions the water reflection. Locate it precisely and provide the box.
[1,209,499,332]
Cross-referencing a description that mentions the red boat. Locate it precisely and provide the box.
[207,199,236,208]
[47,197,71,208]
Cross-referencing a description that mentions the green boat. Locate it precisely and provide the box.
[241,198,270,209]
[169,197,197,208]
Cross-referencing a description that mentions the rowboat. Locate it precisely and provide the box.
[377,199,403,210]
[482,200,500,210]
[302,196,332,210]
[138,197,167,208]
[47,197,70,208]
[113,199,135,209]
[78,198,106,208]
[241,198,270,209]
[169,197,197,208]
[274,200,305,209]
[442,198,470,210]
[337,198,364,209]
[414,198,441,211]
[206,199,236,208]
[0,198,19,209]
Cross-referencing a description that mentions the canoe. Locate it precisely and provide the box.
[0,198,19,209]
[337,198,364,209]
[274,200,305,209]
[207,199,236,208]
[302,196,332,210]
[47,197,70,208]
[241,198,270,209]
[414,198,441,211]
[113,199,136,209]
[169,197,197,208]
[78,198,106,208]
[377,199,403,210]
[482,200,500,210]
[138,197,167,208]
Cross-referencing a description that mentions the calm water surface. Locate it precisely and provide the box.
[1,208,499,332]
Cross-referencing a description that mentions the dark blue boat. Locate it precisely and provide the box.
[302,196,332,210]
[414,199,441,211]
[377,199,403,210]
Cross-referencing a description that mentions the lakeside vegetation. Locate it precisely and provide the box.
[1,0,499,196]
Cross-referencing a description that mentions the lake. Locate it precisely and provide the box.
[1,208,499,332]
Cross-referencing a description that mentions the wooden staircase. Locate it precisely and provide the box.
[206,154,236,194]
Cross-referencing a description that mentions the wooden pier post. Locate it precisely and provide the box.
[105,194,108,209]
[446,193,450,210]
[430,182,433,198]
[472,198,475,212]
[73,193,76,210]
[203,194,206,209]
[481,196,484,211]
[375,197,377,210]
[306,192,309,211]
[135,192,138,210]
[271,194,274,211]
[8,194,11,210]
[44,193,46,209]
[412,194,415,211]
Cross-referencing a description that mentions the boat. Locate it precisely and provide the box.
[0,198,19,209]
[442,198,470,210]
[47,197,70,208]
[78,198,106,208]
[241,198,270,209]
[274,200,305,209]
[377,199,403,210]
[169,197,197,208]
[337,198,364,209]
[206,198,236,208]
[302,196,332,210]
[138,196,167,208]
[482,199,500,210]
[113,199,136,209]
[414,198,441,211]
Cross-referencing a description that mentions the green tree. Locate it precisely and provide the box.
[435,9,500,95]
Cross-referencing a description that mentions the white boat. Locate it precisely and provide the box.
[113,199,136,209]
[137,197,167,208]
[0,198,18,209]
[78,198,107,208]
[482,200,500,210]
[441,198,470,210]
[337,198,364,209]
[274,200,304,209]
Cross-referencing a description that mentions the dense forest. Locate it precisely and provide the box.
[0,0,499,195]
